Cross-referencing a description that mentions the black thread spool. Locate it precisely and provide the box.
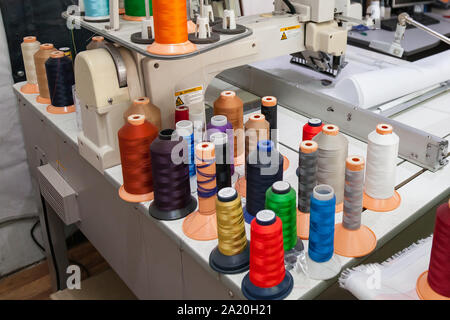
[148,129,197,220]
[45,51,75,114]
[210,132,231,191]
[244,140,283,224]
[261,96,278,143]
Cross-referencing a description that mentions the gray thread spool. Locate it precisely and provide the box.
[313,124,348,207]
[343,156,365,230]
[298,140,318,213]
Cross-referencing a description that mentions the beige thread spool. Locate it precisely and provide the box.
[124,97,162,131]
[34,43,54,104]
[244,114,270,162]
[20,36,41,94]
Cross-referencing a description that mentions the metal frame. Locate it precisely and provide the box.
[218,64,448,172]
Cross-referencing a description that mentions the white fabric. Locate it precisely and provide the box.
[333,50,450,108]
[0,9,42,275]
[339,236,432,300]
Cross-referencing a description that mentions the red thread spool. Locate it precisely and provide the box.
[249,212,286,288]
[118,114,159,203]
[417,200,450,300]
[175,106,189,125]
[303,119,324,141]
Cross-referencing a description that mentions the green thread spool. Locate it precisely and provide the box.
[265,181,298,251]
[124,0,153,19]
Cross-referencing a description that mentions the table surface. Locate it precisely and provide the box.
[13,48,450,300]
[348,13,450,56]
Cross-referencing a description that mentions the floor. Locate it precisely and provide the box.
[0,240,110,300]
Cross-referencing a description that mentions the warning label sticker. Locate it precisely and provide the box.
[280,25,301,40]
[175,86,204,107]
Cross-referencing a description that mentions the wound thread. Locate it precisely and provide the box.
[207,115,234,175]
[176,120,196,178]
[45,51,75,108]
[196,142,217,215]
[210,132,232,191]
[309,185,336,263]
[216,188,247,256]
[298,140,318,213]
[261,96,277,143]
[265,182,298,251]
[343,156,365,230]
[303,119,324,141]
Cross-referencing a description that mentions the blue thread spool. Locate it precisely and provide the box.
[309,184,336,263]
[84,0,110,22]
[176,120,196,178]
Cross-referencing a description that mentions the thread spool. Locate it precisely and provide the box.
[334,156,377,257]
[176,120,196,178]
[207,115,234,176]
[241,210,293,300]
[118,114,158,202]
[59,47,73,60]
[86,36,105,50]
[124,97,162,131]
[209,187,250,274]
[182,142,218,240]
[175,105,189,125]
[244,140,284,224]
[265,181,302,253]
[147,0,197,56]
[416,200,450,300]
[214,91,244,165]
[313,124,348,212]
[84,0,110,22]
[34,43,54,105]
[20,36,40,94]
[119,0,125,14]
[363,124,401,212]
[45,51,76,114]
[303,119,324,141]
[123,0,153,21]
[149,129,197,220]
[210,132,231,191]
[307,184,341,280]
[297,140,318,240]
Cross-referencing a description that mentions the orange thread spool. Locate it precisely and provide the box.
[34,43,54,104]
[118,114,159,203]
[147,0,197,56]
[214,91,244,161]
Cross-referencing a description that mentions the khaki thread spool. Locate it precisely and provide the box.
[313,124,348,213]
[124,97,162,131]
[20,36,41,94]
[209,187,250,274]
[34,43,55,104]
[334,156,377,257]
[214,91,244,165]
[182,142,218,241]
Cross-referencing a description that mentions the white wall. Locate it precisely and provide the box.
[0,9,44,277]
[240,0,274,15]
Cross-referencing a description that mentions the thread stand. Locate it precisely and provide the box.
[212,10,246,35]
[363,191,402,212]
[188,16,220,44]
[416,271,450,300]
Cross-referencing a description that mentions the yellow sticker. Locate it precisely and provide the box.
[280,25,301,40]
[174,86,204,107]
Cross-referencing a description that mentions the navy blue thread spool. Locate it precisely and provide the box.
[210,132,232,191]
[45,51,76,114]
[309,184,336,263]
[244,140,283,224]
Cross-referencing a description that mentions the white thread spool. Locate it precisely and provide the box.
[20,36,40,94]
[363,124,401,212]
[189,109,206,147]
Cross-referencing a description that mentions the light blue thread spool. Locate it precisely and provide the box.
[176,120,196,178]
[84,0,110,22]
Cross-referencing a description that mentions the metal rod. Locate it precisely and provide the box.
[403,14,450,45]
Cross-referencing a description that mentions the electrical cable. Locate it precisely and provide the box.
[282,0,296,14]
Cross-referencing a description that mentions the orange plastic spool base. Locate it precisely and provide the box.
[363,191,401,212]
[123,15,145,21]
[334,224,377,257]
[119,185,154,203]
[182,211,218,241]
[119,8,125,15]
[21,83,39,94]
[282,155,289,172]
[234,153,245,167]
[37,96,51,105]
[416,271,450,300]
[336,202,344,213]
[235,176,246,198]
[47,105,76,114]
[296,209,310,240]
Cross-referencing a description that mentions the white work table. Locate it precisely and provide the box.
[13,54,450,299]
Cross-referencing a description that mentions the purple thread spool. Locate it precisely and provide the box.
[207,115,235,175]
